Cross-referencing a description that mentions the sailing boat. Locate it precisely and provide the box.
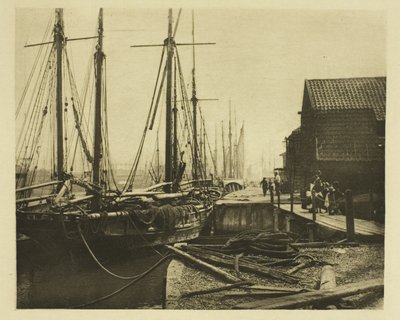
[16,8,214,251]
[219,102,245,193]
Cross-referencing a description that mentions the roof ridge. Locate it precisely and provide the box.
[305,76,386,82]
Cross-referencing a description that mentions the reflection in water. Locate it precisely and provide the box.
[17,239,170,309]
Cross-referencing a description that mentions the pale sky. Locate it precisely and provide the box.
[15,8,385,179]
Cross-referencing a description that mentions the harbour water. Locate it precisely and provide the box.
[17,240,169,309]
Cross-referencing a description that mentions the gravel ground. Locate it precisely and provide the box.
[171,243,384,309]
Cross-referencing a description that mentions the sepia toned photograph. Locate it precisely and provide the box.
[14,4,386,311]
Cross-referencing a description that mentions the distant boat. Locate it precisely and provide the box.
[220,102,245,193]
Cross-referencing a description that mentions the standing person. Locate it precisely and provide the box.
[328,180,344,215]
[311,170,323,193]
[274,171,281,195]
[269,178,274,203]
[260,177,269,197]
[274,171,282,206]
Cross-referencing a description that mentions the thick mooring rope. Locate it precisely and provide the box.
[71,253,174,308]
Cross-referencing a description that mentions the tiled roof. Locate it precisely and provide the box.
[306,77,386,121]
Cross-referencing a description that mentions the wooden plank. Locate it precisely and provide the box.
[16,180,61,193]
[280,204,384,236]
[291,242,359,249]
[224,291,295,298]
[165,245,241,283]
[327,215,384,233]
[182,280,252,298]
[233,278,383,309]
[248,285,304,293]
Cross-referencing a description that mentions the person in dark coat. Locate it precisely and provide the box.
[260,177,269,196]
[269,178,274,203]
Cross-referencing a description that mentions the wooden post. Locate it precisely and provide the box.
[285,215,291,233]
[277,189,281,209]
[307,222,315,242]
[290,191,294,214]
[369,189,374,221]
[311,191,316,221]
[345,189,355,242]
[319,265,337,309]
[273,208,279,232]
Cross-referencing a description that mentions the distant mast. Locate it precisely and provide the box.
[92,8,104,188]
[228,101,233,178]
[54,9,65,182]
[222,121,226,178]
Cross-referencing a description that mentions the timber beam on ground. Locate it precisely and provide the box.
[233,277,383,309]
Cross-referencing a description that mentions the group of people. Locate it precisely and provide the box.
[260,172,281,203]
[259,170,344,213]
[309,170,344,215]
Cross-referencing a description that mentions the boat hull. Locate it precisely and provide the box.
[16,204,213,252]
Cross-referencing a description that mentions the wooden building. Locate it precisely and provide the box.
[286,77,385,194]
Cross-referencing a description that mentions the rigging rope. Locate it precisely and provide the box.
[102,58,120,192]
[175,47,207,180]
[123,47,166,192]
[16,47,55,187]
[16,13,53,118]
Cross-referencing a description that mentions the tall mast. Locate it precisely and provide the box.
[228,100,233,178]
[173,56,178,177]
[191,10,198,181]
[93,8,104,189]
[222,121,226,178]
[164,8,174,190]
[54,9,64,182]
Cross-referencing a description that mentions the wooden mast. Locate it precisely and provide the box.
[228,101,233,178]
[214,124,218,177]
[203,118,207,178]
[164,8,174,191]
[222,121,226,178]
[173,56,178,178]
[191,10,199,181]
[54,9,64,182]
[234,107,238,178]
[93,8,104,191]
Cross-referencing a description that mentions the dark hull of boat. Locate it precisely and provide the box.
[16,205,213,252]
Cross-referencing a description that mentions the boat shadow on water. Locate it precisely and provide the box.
[17,239,170,309]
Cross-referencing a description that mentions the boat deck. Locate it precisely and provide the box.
[279,204,384,237]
